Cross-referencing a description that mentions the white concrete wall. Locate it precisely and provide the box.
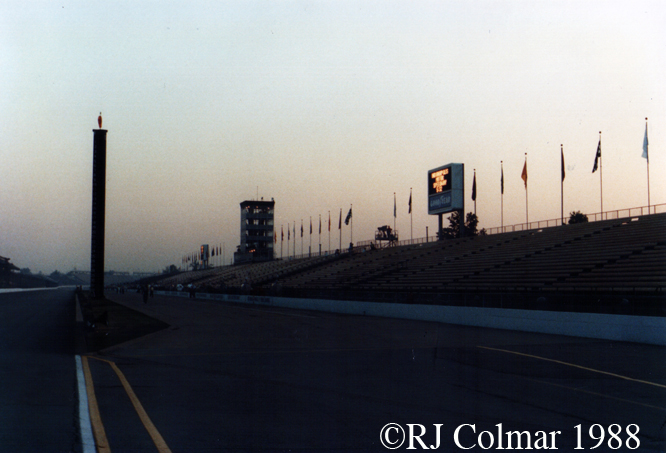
[157,291,666,346]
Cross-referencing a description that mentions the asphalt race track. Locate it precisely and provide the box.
[1,289,664,452]
[89,292,665,452]
[0,288,78,452]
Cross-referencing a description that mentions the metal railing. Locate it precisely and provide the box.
[273,203,666,261]
[359,202,666,248]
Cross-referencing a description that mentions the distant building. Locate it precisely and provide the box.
[234,199,275,264]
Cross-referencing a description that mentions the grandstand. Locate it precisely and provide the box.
[150,212,666,315]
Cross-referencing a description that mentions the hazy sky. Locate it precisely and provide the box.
[1,1,664,274]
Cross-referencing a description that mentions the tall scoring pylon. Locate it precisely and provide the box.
[90,114,107,299]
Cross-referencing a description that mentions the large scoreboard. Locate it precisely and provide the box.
[428,163,464,215]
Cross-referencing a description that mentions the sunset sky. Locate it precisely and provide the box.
[1,1,664,274]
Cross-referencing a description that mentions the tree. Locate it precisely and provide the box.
[163,264,179,274]
[439,211,480,239]
[568,211,589,224]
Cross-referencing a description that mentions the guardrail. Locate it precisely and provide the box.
[272,203,665,260]
[359,202,666,248]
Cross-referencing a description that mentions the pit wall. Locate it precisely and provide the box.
[156,291,666,346]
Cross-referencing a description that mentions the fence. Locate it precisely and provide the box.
[357,202,666,248]
[272,203,666,261]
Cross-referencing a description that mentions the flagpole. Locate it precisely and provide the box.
[309,216,312,257]
[339,208,342,252]
[599,131,604,220]
[393,192,396,232]
[522,153,528,225]
[350,204,353,246]
[328,211,331,254]
[410,187,413,241]
[473,169,477,215]
[280,225,283,259]
[561,144,564,225]
[500,161,504,232]
[645,118,651,214]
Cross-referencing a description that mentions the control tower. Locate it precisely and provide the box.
[234,199,275,264]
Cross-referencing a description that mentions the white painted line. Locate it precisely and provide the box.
[0,287,64,294]
[75,355,96,453]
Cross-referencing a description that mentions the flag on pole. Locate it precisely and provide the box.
[319,216,321,234]
[345,207,352,225]
[328,212,331,231]
[561,147,566,181]
[288,226,290,240]
[310,218,312,235]
[393,193,396,218]
[521,161,528,188]
[501,164,504,194]
[592,138,601,173]
[281,226,284,241]
[408,191,412,214]
[338,209,341,230]
[300,221,303,237]
[642,122,649,161]
[472,171,477,201]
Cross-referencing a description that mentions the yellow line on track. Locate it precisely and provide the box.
[80,356,111,453]
[477,345,666,389]
[108,361,172,453]
[523,377,666,411]
[86,356,172,453]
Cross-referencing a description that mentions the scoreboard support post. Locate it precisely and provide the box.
[428,163,465,241]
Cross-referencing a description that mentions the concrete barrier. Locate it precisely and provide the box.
[155,291,666,346]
